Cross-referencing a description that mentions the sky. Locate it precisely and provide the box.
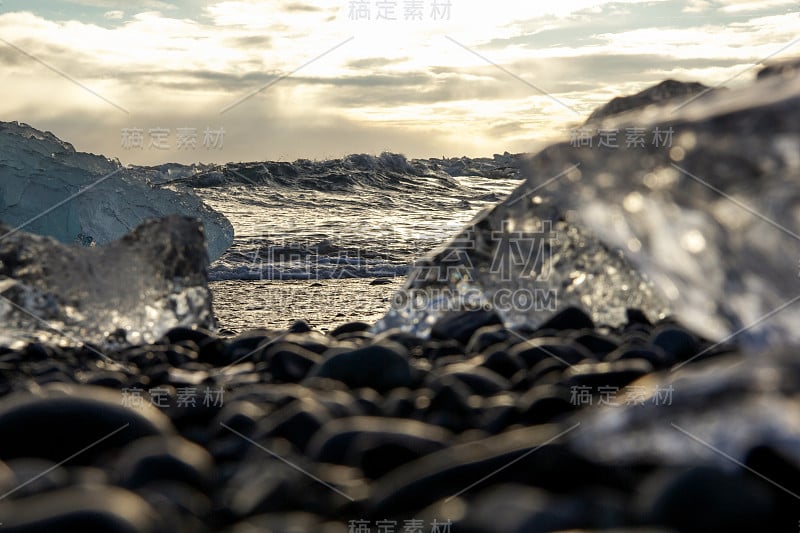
[0,0,798,165]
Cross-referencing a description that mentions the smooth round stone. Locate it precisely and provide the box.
[460,485,587,533]
[288,320,313,333]
[639,466,774,532]
[625,308,653,327]
[423,339,466,361]
[510,338,595,368]
[256,398,332,452]
[433,354,469,369]
[606,345,673,369]
[84,371,129,389]
[222,333,273,362]
[466,325,511,355]
[329,321,372,338]
[22,342,56,361]
[196,336,226,363]
[2,458,70,498]
[0,485,162,532]
[0,384,174,464]
[280,332,333,355]
[0,460,14,494]
[230,512,335,533]
[372,329,425,353]
[562,359,654,389]
[213,401,269,438]
[650,325,699,363]
[429,364,511,396]
[130,481,210,531]
[537,306,594,332]
[124,347,170,369]
[430,309,503,345]
[310,389,362,419]
[162,327,216,346]
[306,416,451,469]
[114,436,214,490]
[223,454,311,518]
[571,331,619,359]
[517,385,576,425]
[744,444,800,518]
[310,341,415,394]
[330,331,374,344]
[479,394,519,434]
[263,343,322,383]
[381,388,419,419]
[528,358,569,386]
[165,344,199,366]
[424,377,477,432]
[366,425,617,518]
[353,387,383,417]
[480,349,525,380]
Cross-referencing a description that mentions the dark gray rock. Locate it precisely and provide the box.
[306,416,451,476]
[638,466,775,533]
[366,424,622,518]
[0,485,163,532]
[114,436,214,490]
[0,384,174,464]
[310,341,415,393]
[563,359,654,389]
[430,309,503,345]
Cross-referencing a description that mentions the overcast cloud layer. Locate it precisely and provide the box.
[0,0,797,164]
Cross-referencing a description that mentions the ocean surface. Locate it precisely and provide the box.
[183,154,523,332]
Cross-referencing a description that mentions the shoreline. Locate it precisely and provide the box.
[209,277,406,334]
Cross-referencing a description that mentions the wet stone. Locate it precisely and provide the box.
[562,359,654,389]
[0,485,163,533]
[307,416,451,470]
[639,466,775,533]
[480,349,525,380]
[466,325,511,355]
[311,341,415,394]
[329,321,371,338]
[517,385,576,425]
[537,306,594,332]
[256,397,332,452]
[510,338,595,368]
[114,435,214,491]
[430,364,511,396]
[606,344,673,369]
[263,343,322,383]
[572,331,619,359]
[430,309,503,345]
[0,385,174,464]
[650,325,701,363]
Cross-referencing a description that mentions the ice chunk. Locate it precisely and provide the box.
[0,121,233,261]
[0,215,214,347]
[379,66,800,349]
[376,202,669,338]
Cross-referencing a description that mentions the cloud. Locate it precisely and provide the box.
[0,1,797,164]
[65,0,176,10]
[103,10,124,20]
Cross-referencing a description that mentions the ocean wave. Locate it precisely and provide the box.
[146,152,522,192]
